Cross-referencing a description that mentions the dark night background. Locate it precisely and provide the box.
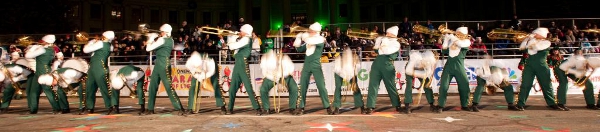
[1,0,599,34]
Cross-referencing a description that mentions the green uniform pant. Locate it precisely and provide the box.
[56,87,69,110]
[75,82,86,110]
[134,77,146,106]
[188,77,225,110]
[553,68,568,105]
[298,61,330,109]
[473,77,514,104]
[85,65,113,109]
[227,58,260,110]
[1,80,29,109]
[366,57,400,108]
[29,69,60,112]
[147,65,183,110]
[404,75,435,104]
[333,74,364,108]
[564,74,598,105]
[517,65,556,107]
[259,76,299,110]
[111,89,120,107]
[438,65,470,107]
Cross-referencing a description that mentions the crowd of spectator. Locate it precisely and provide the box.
[6,16,600,64]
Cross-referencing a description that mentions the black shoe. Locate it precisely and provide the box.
[62,109,71,114]
[333,107,340,115]
[587,104,600,110]
[256,109,263,116]
[178,109,187,116]
[435,106,443,113]
[78,107,87,115]
[114,105,121,114]
[106,107,115,115]
[516,105,525,111]
[145,110,155,115]
[220,106,228,115]
[360,106,366,114]
[471,103,480,112]
[429,104,436,112]
[326,107,334,115]
[0,108,7,114]
[138,105,146,115]
[557,104,570,111]
[395,106,402,113]
[295,108,304,116]
[365,108,374,115]
[461,107,471,111]
[289,109,296,115]
[548,105,564,111]
[404,104,412,114]
[227,109,234,115]
[508,104,519,111]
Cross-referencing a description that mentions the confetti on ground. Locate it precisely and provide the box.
[182,129,192,132]
[496,105,508,109]
[234,105,252,109]
[160,113,174,118]
[508,115,528,119]
[433,117,463,122]
[222,122,242,128]
[17,116,37,119]
[51,124,107,132]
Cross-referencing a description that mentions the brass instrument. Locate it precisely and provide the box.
[16,36,35,46]
[574,64,594,88]
[413,25,442,37]
[124,23,161,36]
[0,65,23,97]
[487,28,528,43]
[67,32,94,45]
[266,24,310,38]
[118,75,138,99]
[199,26,237,36]
[580,29,600,33]
[346,29,378,40]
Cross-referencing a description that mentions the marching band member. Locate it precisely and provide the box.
[516,27,560,111]
[365,26,401,114]
[548,48,569,111]
[145,24,185,115]
[294,22,332,115]
[332,48,364,114]
[0,60,34,113]
[38,66,86,114]
[226,24,261,115]
[185,52,226,115]
[258,49,298,115]
[109,65,146,114]
[559,49,600,110]
[435,26,472,113]
[472,55,518,112]
[404,50,437,114]
[83,31,116,115]
[25,35,61,114]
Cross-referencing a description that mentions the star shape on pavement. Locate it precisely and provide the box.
[222,122,242,129]
[433,117,463,122]
[305,122,358,132]
[51,124,107,132]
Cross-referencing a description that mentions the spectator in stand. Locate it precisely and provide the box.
[238,18,245,31]
[424,34,436,49]
[494,34,510,55]
[426,20,434,30]
[179,21,190,37]
[332,27,350,48]
[251,33,261,63]
[470,37,487,57]
[400,17,412,37]
[548,21,557,33]
[412,33,425,50]
[592,37,600,53]
[475,25,487,41]
[509,15,520,30]
[372,25,382,35]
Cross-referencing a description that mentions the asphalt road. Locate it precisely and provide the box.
[0,95,598,132]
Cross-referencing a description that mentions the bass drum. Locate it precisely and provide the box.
[61,58,90,73]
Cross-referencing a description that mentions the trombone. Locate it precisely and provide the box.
[266,24,310,38]
[118,75,138,99]
[199,26,238,36]
[124,23,161,36]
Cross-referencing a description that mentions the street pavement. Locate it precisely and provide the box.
[0,95,598,132]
